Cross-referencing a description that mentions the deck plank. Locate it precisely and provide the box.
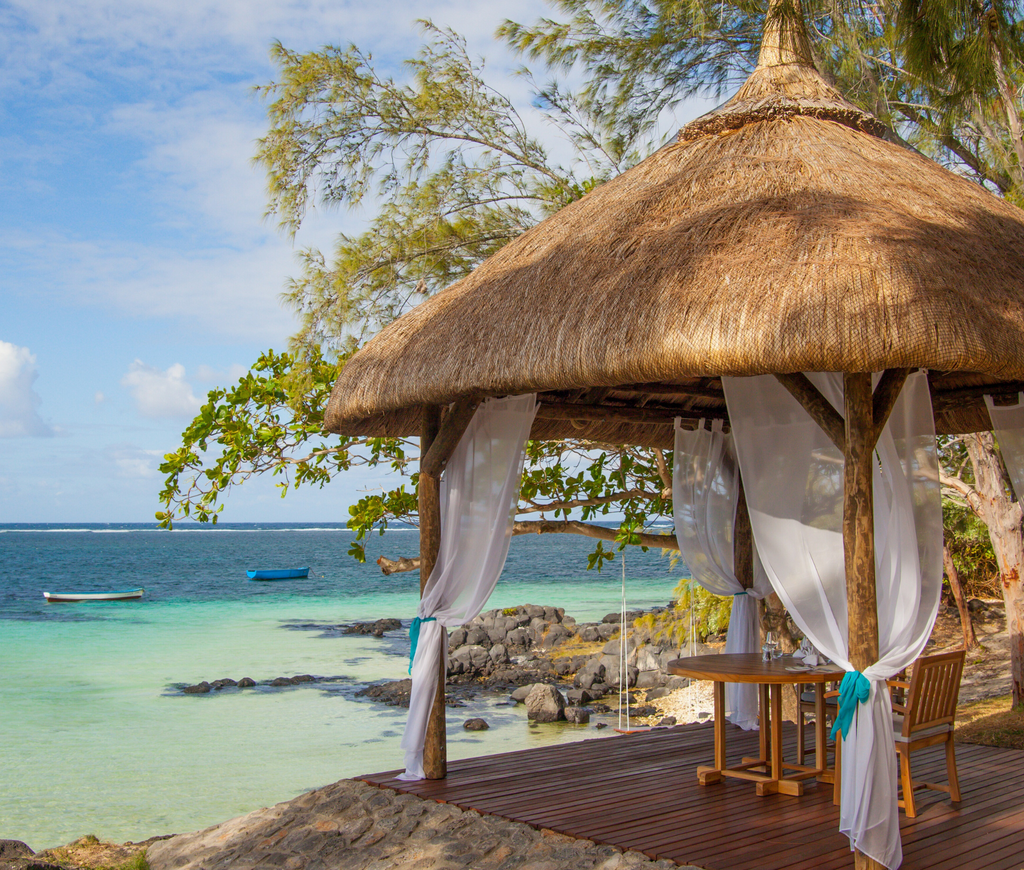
[360,722,1024,869]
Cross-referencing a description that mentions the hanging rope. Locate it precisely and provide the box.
[618,553,629,732]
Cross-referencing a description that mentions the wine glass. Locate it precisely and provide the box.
[764,631,778,662]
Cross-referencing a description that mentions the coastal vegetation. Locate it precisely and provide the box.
[27,835,151,870]
[157,1,1024,703]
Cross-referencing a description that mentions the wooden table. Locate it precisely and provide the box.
[668,652,844,796]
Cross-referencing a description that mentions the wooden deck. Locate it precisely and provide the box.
[360,721,1024,870]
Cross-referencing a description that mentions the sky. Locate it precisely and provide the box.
[0,0,710,524]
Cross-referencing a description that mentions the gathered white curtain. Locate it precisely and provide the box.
[722,372,942,869]
[985,393,1024,500]
[672,419,771,730]
[399,393,538,780]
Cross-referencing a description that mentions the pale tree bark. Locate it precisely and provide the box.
[942,536,980,650]
[948,432,1024,707]
[376,519,678,574]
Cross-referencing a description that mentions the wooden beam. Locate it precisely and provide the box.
[870,368,911,447]
[420,397,480,478]
[418,405,447,780]
[774,373,846,453]
[929,379,1024,412]
[612,381,726,400]
[536,401,727,426]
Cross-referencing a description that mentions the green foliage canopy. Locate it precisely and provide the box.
[500,0,1024,200]
[161,2,1024,583]
[254,23,651,359]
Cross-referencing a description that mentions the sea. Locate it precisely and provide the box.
[0,523,683,849]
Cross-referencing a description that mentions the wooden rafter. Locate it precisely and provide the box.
[536,400,726,426]
[773,373,846,453]
[930,379,1024,412]
[420,397,480,478]
[870,368,911,449]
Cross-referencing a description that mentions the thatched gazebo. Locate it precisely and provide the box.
[325,2,1024,868]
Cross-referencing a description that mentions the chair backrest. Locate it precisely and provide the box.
[901,649,966,737]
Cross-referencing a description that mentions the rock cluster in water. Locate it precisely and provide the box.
[343,618,403,637]
[181,675,331,694]
[357,603,714,726]
[448,604,702,693]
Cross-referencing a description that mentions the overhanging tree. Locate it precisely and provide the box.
[160,5,1024,700]
[159,22,680,567]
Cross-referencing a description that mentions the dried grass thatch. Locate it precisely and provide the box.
[326,2,1024,444]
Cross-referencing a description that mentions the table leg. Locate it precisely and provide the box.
[714,680,726,770]
[764,683,806,796]
[697,680,725,785]
[814,683,833,782]
[770,683,782,778]
[759,682,770,762]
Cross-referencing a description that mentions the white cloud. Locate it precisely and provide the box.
[94,391,105,403]
[109,446,163,479]
[0,340,54,437]
[121,360,202,419]
[105,93,279,243]
[7,227,306,343]
[195,363,248,384]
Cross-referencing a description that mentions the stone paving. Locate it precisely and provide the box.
[147,779,694,870]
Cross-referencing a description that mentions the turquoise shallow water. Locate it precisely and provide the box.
[0,524,682,848]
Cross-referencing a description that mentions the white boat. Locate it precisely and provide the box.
[43,588,144,603]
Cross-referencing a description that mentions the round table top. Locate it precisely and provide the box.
[667,652,845,684]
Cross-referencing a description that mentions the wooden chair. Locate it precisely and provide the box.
[889,648,965,818]
[831,650,965,816]
[795,682,837,765]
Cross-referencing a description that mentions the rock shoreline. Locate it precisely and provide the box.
[355,603,711,728]
[143,779,694,870]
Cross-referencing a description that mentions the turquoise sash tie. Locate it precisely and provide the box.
[408,616,437,674]
[830,670,871,741]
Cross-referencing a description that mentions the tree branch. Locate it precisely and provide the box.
[653,448,672,497]
[518,488,658,514]
[375,520,680,574]
[940,472,984,515]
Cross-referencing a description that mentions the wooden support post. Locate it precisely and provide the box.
[734,474,754,591]
[843,372,883,870]
[419,405,447,780]
[844,372,880,672]
[779,370,911,869]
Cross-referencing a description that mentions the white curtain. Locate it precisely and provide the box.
[985,393,1024,500]
[723,372,942,870]
[672,419,771,730]
[399,393,538,780]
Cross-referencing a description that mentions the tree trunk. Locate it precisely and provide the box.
[965,432,1024,707]
[942,537,979,650]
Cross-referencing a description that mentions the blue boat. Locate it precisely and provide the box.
[246,568,310,581]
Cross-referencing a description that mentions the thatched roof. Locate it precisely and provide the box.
[326,1,1024,446]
